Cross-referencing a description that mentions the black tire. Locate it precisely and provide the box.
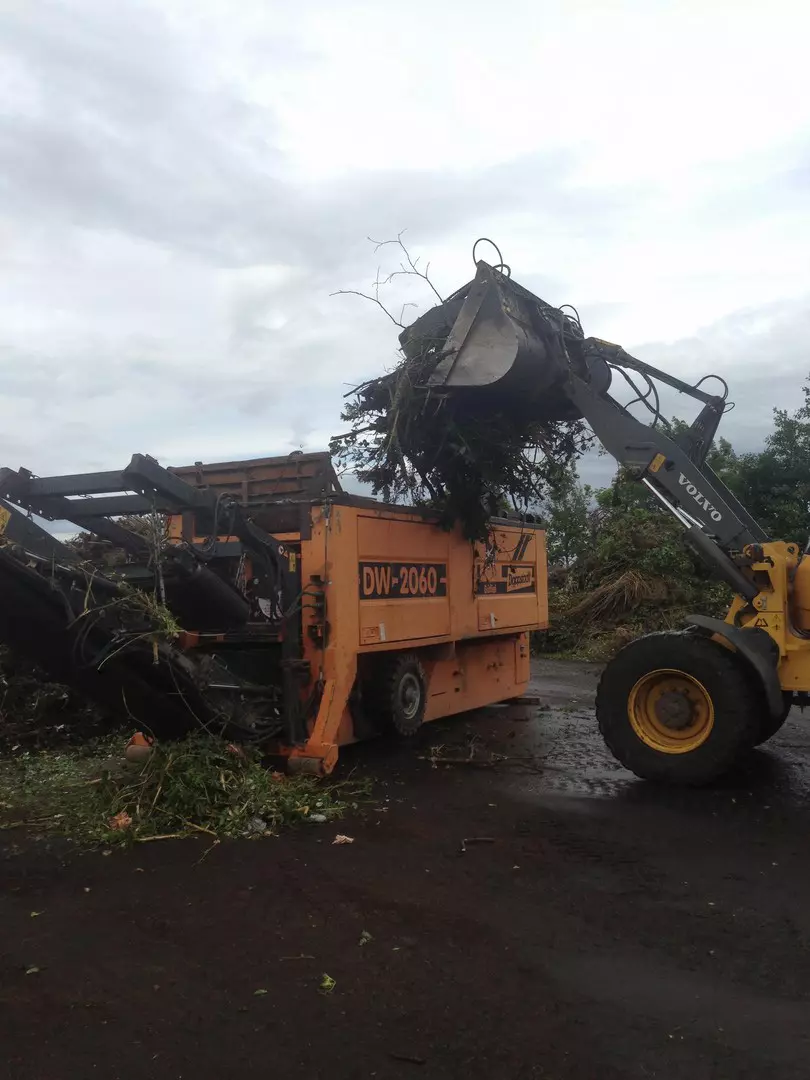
[366,653,427,737]
[596,631,761,785]
[754,691,793,746]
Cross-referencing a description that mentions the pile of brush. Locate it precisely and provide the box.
[0,514,175,751]
[0,732,371,844]
[539,492,732,659]
[0,645,110,751]
[330,288,590,540]
[545,569,674,659]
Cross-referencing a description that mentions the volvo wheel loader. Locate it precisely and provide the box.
[406,260,806,785]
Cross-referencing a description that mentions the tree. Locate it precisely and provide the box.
[732,380,810,543]
[706,435,743,490]
[540,378,810,658]
[539,468,592,568]
[668,418,743,491]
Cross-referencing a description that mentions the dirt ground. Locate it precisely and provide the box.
[4,657,810,1079]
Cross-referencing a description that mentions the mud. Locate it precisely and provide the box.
[3,657,810,1079]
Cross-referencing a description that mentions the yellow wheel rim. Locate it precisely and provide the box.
[628,669,714,754]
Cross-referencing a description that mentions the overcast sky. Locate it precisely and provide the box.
[1,0,809,495]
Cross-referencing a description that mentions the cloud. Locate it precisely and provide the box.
[0,0,640,280]
[632,297,810,452]
[0,0,808,503]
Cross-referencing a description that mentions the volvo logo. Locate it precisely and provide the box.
[678,473,722,522]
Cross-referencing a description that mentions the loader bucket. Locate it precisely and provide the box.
[398,261,611,421]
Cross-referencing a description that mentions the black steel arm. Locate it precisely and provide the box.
[0,455,291,570]
[586,338,725,409]
[565,366,766,602]
[0,467,151,554]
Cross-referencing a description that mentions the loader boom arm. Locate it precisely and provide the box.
[565,358,764,601]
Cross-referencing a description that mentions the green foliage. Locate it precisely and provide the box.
[0,734,370,844]
[706,435,743,490]
[331,349,590,539]
[330,282,594,540]
[539,466,732,660]
[732,387,810,542]
[668,418,742,489]
[539,381,810,659]
[671,393,810,542]
[538,466,592,568]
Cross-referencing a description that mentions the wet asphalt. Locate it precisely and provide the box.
[5,657,810,1079]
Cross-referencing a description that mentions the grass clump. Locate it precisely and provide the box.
[0,733,370,845]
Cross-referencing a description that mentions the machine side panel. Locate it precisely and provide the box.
[356,513,452,645]
[422,637,528,720]
[459,526,549,637]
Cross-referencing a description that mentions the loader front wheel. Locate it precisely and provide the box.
[597,632,760,785]
[368,653,427,737]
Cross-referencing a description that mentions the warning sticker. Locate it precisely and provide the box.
[476,563,536,596]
